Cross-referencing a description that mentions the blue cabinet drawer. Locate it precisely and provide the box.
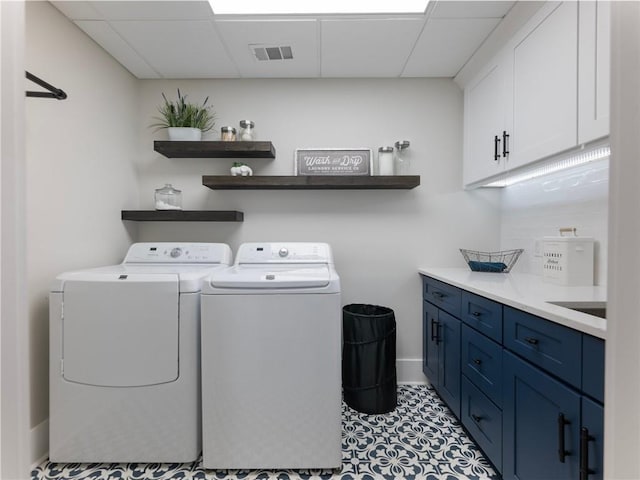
[582,335,605,403]
[461,291,503,342]
[461,376,502,473]
[422,276,461,318]
[504,307,582,388]
[462,325,502,407]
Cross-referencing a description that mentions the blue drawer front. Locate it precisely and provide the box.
[582,335,605,403]
[461,376,502,473]
[461,325,502,407]
[422,276,461,318]
[504,307,582,389]
[461,291,503,342]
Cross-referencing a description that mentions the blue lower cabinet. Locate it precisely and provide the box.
[423,301,439,383]
[503,350,581,480]
[581,397,604,480]
[438,311,461,417]
[422,298,461,417]
[461,376,502,473]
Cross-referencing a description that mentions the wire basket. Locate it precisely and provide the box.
[460,248,524,273]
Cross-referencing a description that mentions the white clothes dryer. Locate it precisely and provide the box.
[200,242,342,470]
[49,242,232,463]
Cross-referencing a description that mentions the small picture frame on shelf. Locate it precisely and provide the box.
[294,148,372,176]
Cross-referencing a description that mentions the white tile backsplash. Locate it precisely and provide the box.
[500,158,609,285]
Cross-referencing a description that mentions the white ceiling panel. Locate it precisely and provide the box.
[108,20,238,78]
[51,1,103,20]
[216,20,319,78]
[321,18,425,77]
[431,1,514,19]
[75,21,160,78]
[90,1,212,20]
[402,18,500,77]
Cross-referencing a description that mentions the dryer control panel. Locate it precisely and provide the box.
[236,243,333,264]
[124,243,232,264]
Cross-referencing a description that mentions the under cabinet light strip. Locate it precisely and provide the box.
[208,0,429,15]
[482,144,611,188]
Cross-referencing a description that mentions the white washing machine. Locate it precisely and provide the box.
[201,242,342,470]
[49,242,232,463]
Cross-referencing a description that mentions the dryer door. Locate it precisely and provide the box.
[61,274,179,387]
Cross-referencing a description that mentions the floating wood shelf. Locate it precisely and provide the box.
[201,175,420,190]
[154,141,276,159]
[121,210,244,222]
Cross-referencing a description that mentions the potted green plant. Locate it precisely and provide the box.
[151,89,216,141]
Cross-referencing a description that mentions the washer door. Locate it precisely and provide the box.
[61,274,179,387]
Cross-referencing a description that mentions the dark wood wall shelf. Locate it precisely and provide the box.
[121,210,244,222]
[201,175,420,190]
[154,141,276,159]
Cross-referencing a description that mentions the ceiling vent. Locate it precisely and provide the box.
[250,45,294,61]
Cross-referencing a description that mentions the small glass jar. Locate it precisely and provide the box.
[378,147,394,175]
[221,126,236,141]
[394,140,411,175]
[239,120,255,141]
[154,184,182,210]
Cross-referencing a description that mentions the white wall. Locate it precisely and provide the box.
[1,1,30,477]
[136,78,502,378]
[25,0,139,458]
[605,2,640,477]
[499,158,609,284]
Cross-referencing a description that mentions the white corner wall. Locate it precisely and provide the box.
[136,78,502,381]
[25,0,139,462]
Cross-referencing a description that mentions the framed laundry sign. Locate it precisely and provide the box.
[294,148,372,176]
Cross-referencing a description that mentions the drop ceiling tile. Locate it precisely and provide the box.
[402,18,500,77]
[321,18,424,77]
[75,20,160,78]
[109,20,238,78]
[90,1,213,21]
[431,1,514,19]
[215,19,318,77]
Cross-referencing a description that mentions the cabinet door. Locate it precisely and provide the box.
[581,397,604,480]
[578,0,610,144]
[423,301,439,386]
[438,311,461,417]
[510,1,578,169]
[503,351,580,480]
[463,51,511,186]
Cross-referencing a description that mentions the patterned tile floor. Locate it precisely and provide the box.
[33,385,499,480]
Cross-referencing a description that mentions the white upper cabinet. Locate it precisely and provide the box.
[578,0,611,144]
[461,1,608,188]
[463,50,512,186]
[510,1,578,170]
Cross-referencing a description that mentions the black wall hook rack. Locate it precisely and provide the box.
[25,71,67,100]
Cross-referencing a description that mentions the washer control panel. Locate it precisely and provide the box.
[237,243,332,264]
[123,243,232,264]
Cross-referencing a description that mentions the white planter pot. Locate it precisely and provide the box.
[167,127,202,141]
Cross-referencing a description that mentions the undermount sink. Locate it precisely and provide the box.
[547,301,607,319]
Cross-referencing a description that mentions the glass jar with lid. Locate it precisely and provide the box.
[377,147,394,175]
[221,126,237,141]
[239,120,255,141]
[154,184,182,210]
[394,140,411,175]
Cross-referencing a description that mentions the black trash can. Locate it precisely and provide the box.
[342,303,397,414]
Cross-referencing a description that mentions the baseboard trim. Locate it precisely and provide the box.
[30,419,49,468]
[397,358,428,385]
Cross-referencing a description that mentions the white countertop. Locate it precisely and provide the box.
[418,267,607,339]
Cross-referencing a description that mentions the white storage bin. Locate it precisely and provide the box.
[542,234,594,286]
